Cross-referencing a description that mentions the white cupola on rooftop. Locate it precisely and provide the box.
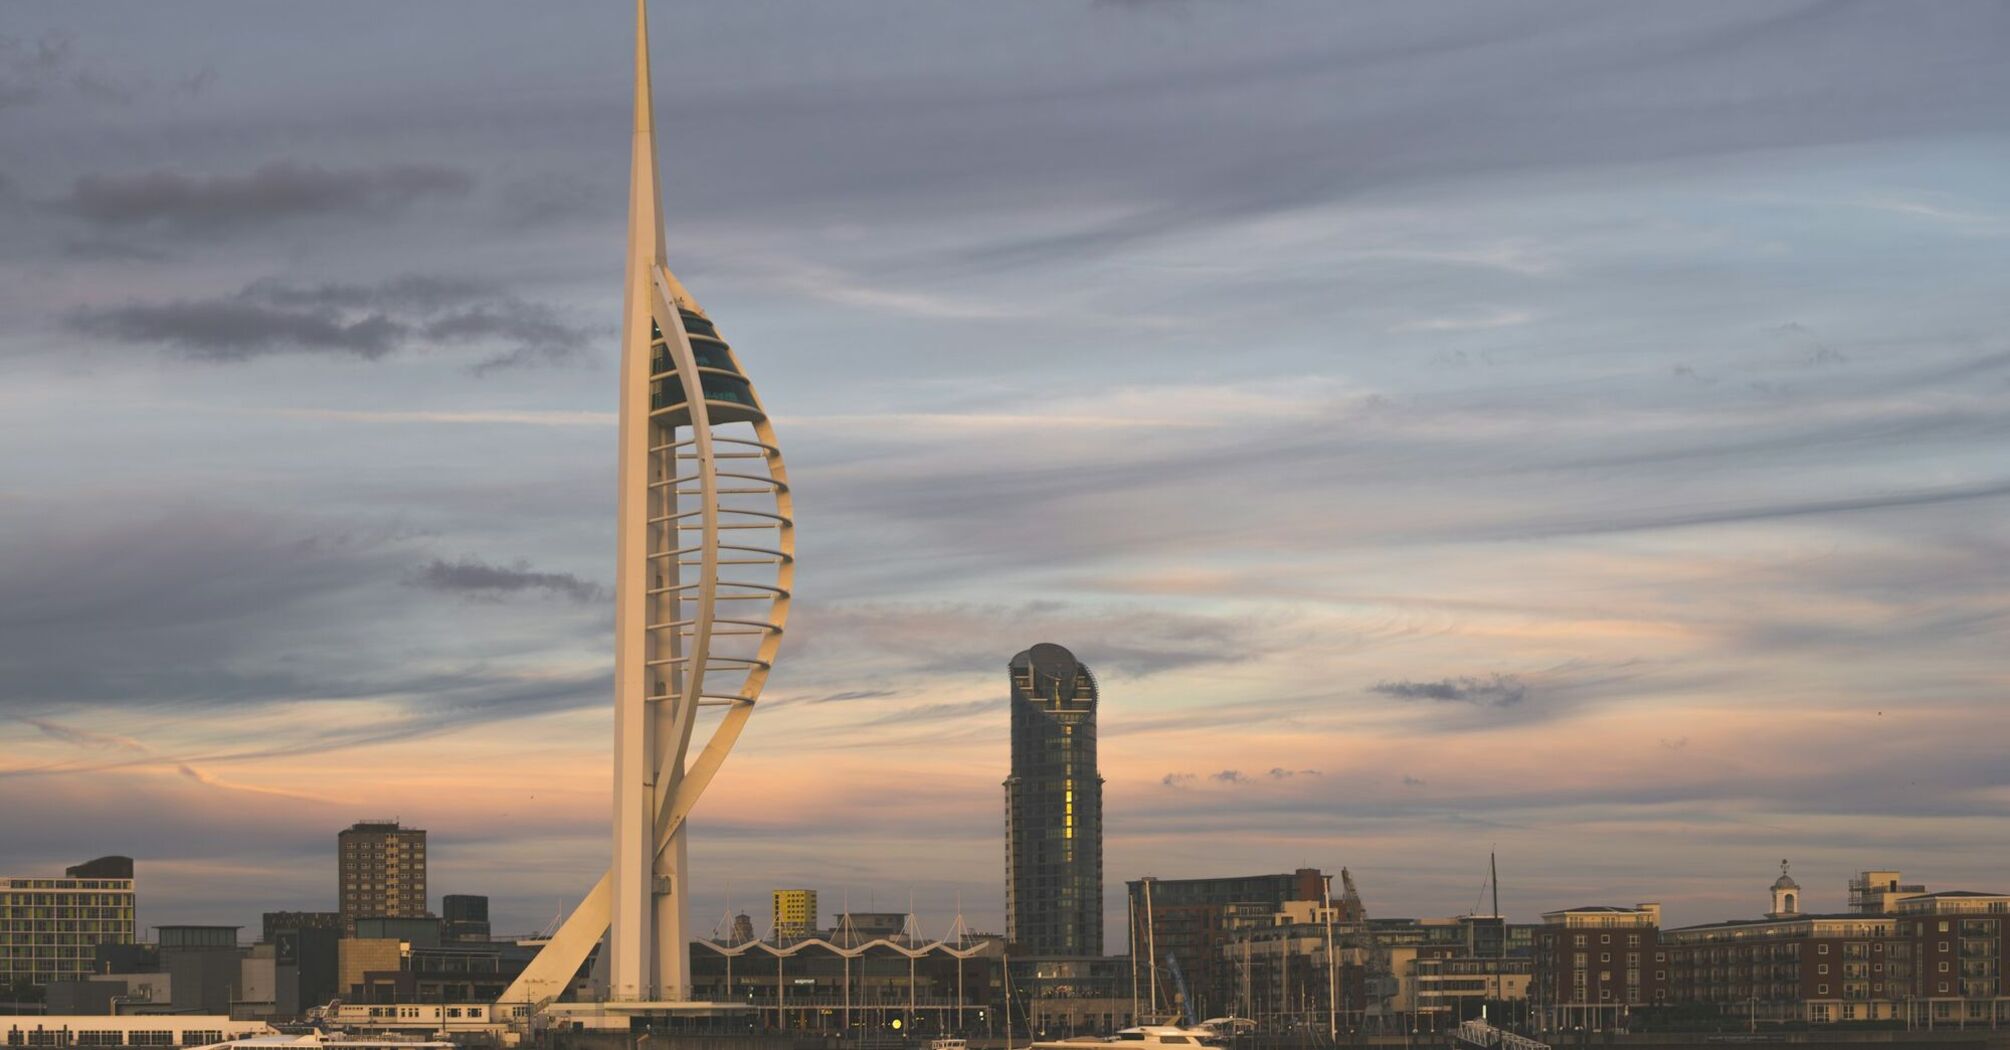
[1768,859,1802,918]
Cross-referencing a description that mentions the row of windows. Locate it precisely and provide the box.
[651,340,737,375]
[651,372,757,411]
[0,895,133,908]
[0,906,133,919]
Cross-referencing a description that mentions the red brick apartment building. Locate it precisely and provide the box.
[1553,866,2010,1028]
[1535,902,1667,1028]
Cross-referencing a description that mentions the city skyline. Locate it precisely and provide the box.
[5,0,2010,950]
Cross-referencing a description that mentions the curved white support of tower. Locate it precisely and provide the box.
[500,0,793,1009]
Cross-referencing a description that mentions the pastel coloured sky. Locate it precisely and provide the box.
[4,1,2009,946]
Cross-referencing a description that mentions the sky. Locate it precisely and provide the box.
[3,1,2009,947]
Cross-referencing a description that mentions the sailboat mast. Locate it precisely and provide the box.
[1490,851,1502,1006]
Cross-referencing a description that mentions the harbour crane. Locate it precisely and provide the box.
[1166,953,1199,1028]
[1340,868,1400,1030]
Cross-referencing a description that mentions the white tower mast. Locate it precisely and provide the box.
[501,0,795,1008]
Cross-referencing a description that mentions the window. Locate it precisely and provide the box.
[1655,952,1666,962]
[1818,984,1828,994]
[1629,935,1641,946]
[1601,953,1611,963]
[1655,970,1666,980]
[1574,934,1586,946]
[1601,934,1612,944]
[1939,961,1949,973]
[1819,944,1830,954]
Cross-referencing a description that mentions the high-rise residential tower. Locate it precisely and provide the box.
[1005,643,1104,956]
[772,889,817,941]
[337,821,427,932]
[499,0,795,1008]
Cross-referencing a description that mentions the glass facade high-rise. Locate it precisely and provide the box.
[1005,643,1104,956]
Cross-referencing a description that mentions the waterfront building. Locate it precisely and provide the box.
[1850,870,1929,915]
[1533,901,1665,1029]
[1127,869,1330,1020]
[836,912,910,944]
[338,934,537,1004]
[0,1016,276,1047]
[260,911,342,943]
[0,856,136,990]
[156,926,244,1015]
[1891,891,2010,1024]
[1213,901,1534,1032]
[443,895,490,942]
[1661,874,2010,1027]
[1373,913,1534,1026]
[1006,643,1104,957]
[774,889,819,941]
[263,913,342,1018]
[1008,955,1139,1037]
[337,821,427,933]
[691,932,1003,1035]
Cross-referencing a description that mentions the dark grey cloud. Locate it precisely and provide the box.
[0,30,213,112]
[1161,772,1197,788]
[68,274,592,369]
[1370,674,1528,707]
[1210,769,1247,784]
[61,161,473,232]
[74,297,404,359]
[0,32,71,109]
[410,557,604,604]
[1267,767,1320,779]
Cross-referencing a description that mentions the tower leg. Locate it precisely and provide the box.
[654,825,690,998]
[609,685,652,999]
